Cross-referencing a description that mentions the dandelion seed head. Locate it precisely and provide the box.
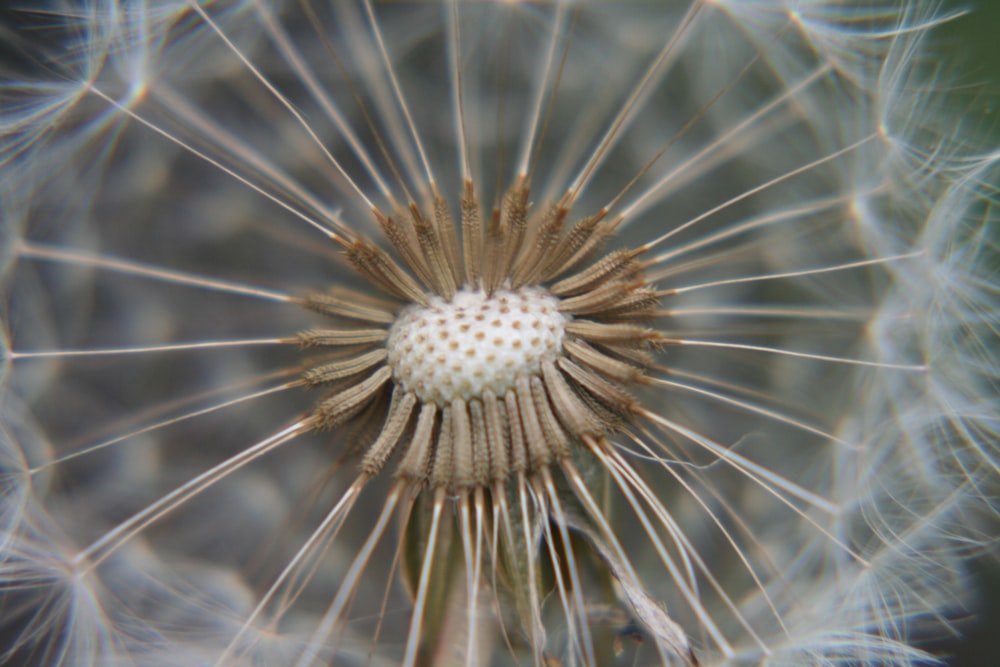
[298,173,662,492]
[1,0,997,665]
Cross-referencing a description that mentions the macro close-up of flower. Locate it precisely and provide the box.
[1,1,998,666]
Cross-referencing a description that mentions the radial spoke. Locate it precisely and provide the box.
[560,457,695,661]
[11,337,290,360]
[514,0,569,179]
[32,379,300,473]
[622,63,833,221]
[597,445,772,654]
[447,0,471,181]
[586,441,734,657]
[665,252,922,293]
[663,304,873,321]
[153,83,347,223]
[639,408,840,514]
[84,85,351,243]
[644,135,878,252]
[73,418,312,570]
[649,374,859,448]
[362,0,434,192]
[530,475,584,665]
[659,338,925,371]
[187,1,376,212]
[537,471,595,667]
[623,427,792,638]
[568,0,706,200]
[250,1,393,201]
[644,192,852,267]
[216,475,368,666]
[639,408,870,565]
[294,481,406,667]
[510,476,545,664]
[17,240,295,302]
[402,487,446,667]
[457,490,486,666]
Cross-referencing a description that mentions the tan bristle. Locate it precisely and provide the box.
[298,183,658,491]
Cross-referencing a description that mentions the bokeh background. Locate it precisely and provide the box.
[932,1,999,665]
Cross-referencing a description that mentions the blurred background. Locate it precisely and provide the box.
[932,1,999,666]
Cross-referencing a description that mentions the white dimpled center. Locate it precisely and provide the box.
[387,287,567,405]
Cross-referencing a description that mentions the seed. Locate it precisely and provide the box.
[302,181,659,489]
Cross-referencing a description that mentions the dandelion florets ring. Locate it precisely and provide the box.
[299,178,659,490]
[291,177,687,664]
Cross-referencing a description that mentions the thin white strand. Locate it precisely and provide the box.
[17,240,294,302]
[251,1,394,201]
[32,381,297,473]
[644,135,878,252]
[511,478,545,666]
[601,445,775,654]
[590,444,735,657]
[664,305,872,321]
[639,408,840,515]
[363,0,435,191]
[568,0,706,199]
[649,375,860,449]
[849,10,965,39]
[645,192,850,266]
[623,108,782,218]
[640,409,870,564]
[599,449,703,600]
[664,366,818,422]
[622,430,791,638]
[269,482,367,621]
[559,458,681,663]
[471,488,486,667]
[537,74,629,205]
[538,471,596,667]
[530,476,584,665]
[153,83,344,223]
[458,493,478,667]
[661,338,926,371]
[402,487,446,667]
[11,338,288,360]
[605,16,796,218]
[446,0,471,181]
[668,251,922,294]
[85,87,349,241]
[215,476,367,666]
[645,243,762,286]
[488,489,504,637]
[329,1,424,200]
[622,64,832,220]
[293,483,403,667]
[515,0,568,178]
[366,508,411,663]
[188,1,377,212]
[72,419,310,569]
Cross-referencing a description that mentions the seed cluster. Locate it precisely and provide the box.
[298,179,660,490]
[387,287,566,406]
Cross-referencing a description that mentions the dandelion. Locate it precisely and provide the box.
[1,1,996,666]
